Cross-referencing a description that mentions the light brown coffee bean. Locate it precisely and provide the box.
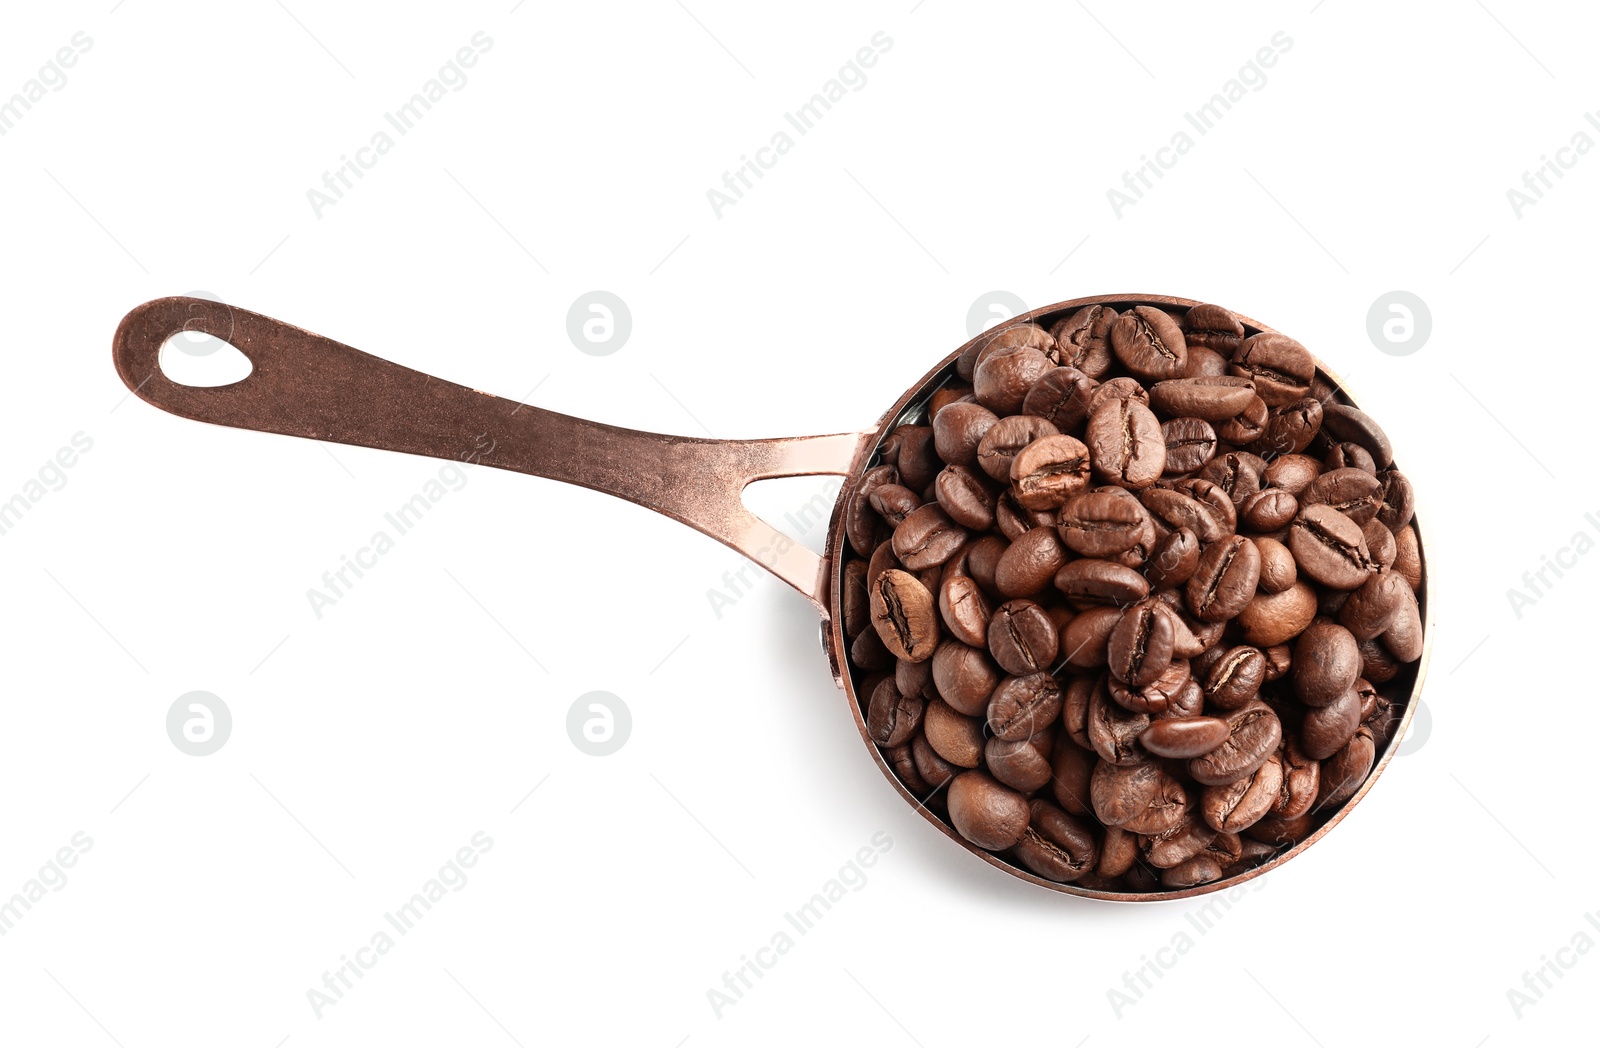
[1110,306,1188,380]
[1086,398,1166,489]
[1236,582,1318,647]
[1187,535,1262,623]
[976,414,1061,483]
[1229,332,1314,406]
[870,568,939,661]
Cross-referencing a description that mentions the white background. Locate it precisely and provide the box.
[0,0,1594,1044]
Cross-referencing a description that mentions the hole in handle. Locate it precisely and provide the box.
[159,330,253,387]
[741,475,845,557]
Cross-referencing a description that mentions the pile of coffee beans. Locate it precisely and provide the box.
[840,301,1423,893]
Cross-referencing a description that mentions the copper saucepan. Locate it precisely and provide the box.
[112,293,1430,901]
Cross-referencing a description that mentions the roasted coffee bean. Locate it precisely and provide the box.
[1141,716,1230,759]
[847,464,898,556]
[988,600,1059,676]
[1187,535,1262,623]
[911,732,958,789]
[1394,524,1422,590]
[1237,582,1317,646]
[1149,376,1256,421]
[842,560,870,637]
[1245,811,1316,848]
[1216,394,1268,445]
[987,731,1055,793]
[1091,825,1135,878]
[1302,686,1362,760]
[1159,601,1208,658]
[1110,306,1188,380]
[1201,753,1282,833]
[1325,441,1378,474]
[1172,477,1239,536]
[1230,332,1314,406]
[994,527,1068,598]
[866,538,899,588]
[1254,537,1297,593]
[1360,680,1401,748]
[896,657,934,702]
[1274,739,1319,818]
[1358,634,1402,684]
[1146,527,1201,591]
[975,344,1055,416]
[931,640,999,716]
[928,386,975,420]
[1141,811,1216,869]
[1289,504,1375,589]
[1061,605,1120,669]
[1015,800,1098,881]
[1050,305,1118,378]
[1249,397,1323,458]
[1011,434,1093,510]
[1292,622,1361,706]
[1087,677,1150,766]
[1023,367,1098,432]
[1162,852,1225,888]
[1186,346,1230,378]
[851,623,894,670]
[1184,303,1246,354]
[1091,760,1185,833]
[869,483,921,525]
[923,698,985,768]
[1321,403,1393,468]
[995,489,1054,541]
[1203,645,1266,710]
[1142,486,1230,544]
[1050,737,1097,813]
[1263,453,1323,495]
[1316,726,1376,811]
[1086,376,1150,415]
[932,402,1000,468]
[974,322,1056,368]
[893,504,968,571]
[1086,398,1166,488]
[1189,702,1283,786]
[1241,488,1298,532]
[870,568,939,661]
[948,771,1031,850]
[1161,417,1219,475]
[895,426,942,491]
[1376,469,1415,531]
[987,672,1063,741]
[1383,583,1424,663]
[1109,658,1191,716]
[1056,558,1151,607]
[938,575,993,647]
[962,534,1008,595]
[1302,467,1383,525]
[1162,679,1206,722]
[977,414,1061,482]
[1061,676,1096,750]
[1107,598,1175,687]
[1363,520,1397,569]
[867,677,925,748]
[886,742,930,796]
[1059,490,1149,557]
[934,464,997,531]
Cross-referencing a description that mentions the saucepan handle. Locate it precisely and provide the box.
[112,297,875,615]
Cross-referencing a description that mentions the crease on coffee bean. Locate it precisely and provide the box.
[1294,514,1371,568]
